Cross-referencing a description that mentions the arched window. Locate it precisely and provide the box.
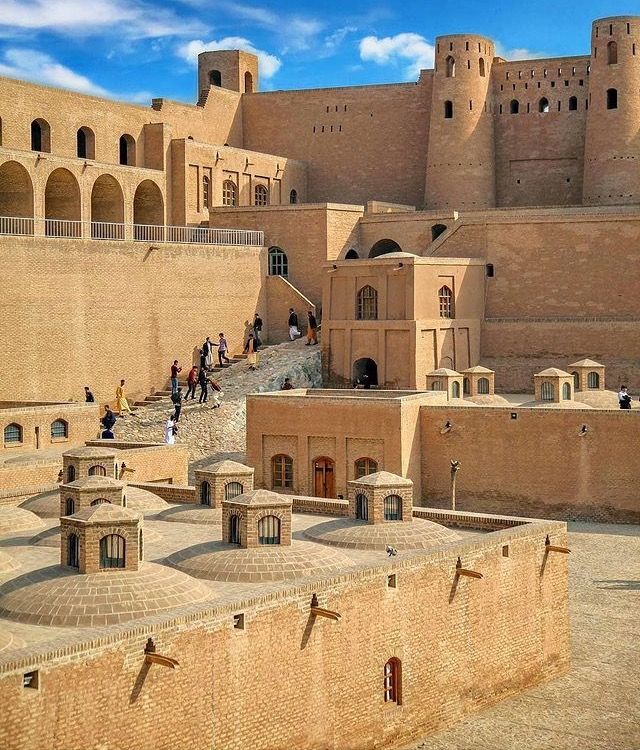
[384,658,401,704]
[67,465,76,483]
[224,481,243,501]
[289,189,298,204]
[31,118,51,152]
[355,457,378,479]
[383,494,402,521]
[356,285,378,320]
[355,493,369,521]
[200,480,211,506]
[268,246,288,277]
[139,529,143,561]
[133,180,164,232]
[51,419,68,439]
[254,184,269,206]
[572,371,580,390]
[65,497,75,516]
[272,454,293,489]
[607,88,618,109]
[229,513,241,544]
[353,358,378,387]
[67,533,79,568]
[540,382,554,401]
[90,499,111,506]
[445,56,456,77]
[510,99,519,114]
[607,40,618,64]
[3,423,22,445]
[562,383,571,400]
[258,515,280,545]
[119,134,136,166]
[431,223,447,241]
[202,175,210,209]
[569,96,578,111]
[431,380,442,391]
[99,534,125,568]
[444,100,454,119]
[438,286,454,318]
[88,465,107,477]
[587,371,600,389]
[539,97,550,113]
[369,238,401,258]
[209,70,222,87]
[345,248,359,259]
[91,174,125,237]
[463,377,470,395]
[478,377,490,394]
[244,71,253,93]
[479,58,486,77]
[76,127,95,159]
[45,168,81,236]
[452,381,461,398]
[222,180,237,207]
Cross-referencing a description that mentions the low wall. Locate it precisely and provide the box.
[128,481,195,504]
[291,495,349,516]
[86,441,189,485]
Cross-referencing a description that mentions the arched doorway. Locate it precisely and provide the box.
[45,168,81,237]
[133,180,164,240]
[77,127,95,159]
[119,134,136,166]
[431,223,447,241]
[0,161,34,233]
[91,174,124,239]
[353,358,378,387]
[369,238,401,258]
[345,248,359,259]
[209,70,222,87]
[244,71,254,93]
[313,457,335,498]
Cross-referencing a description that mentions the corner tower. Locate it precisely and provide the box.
[425,34,496,209]
[583,16,640,205]
[197,50,258,98]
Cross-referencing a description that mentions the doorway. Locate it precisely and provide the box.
[313,457,335,498]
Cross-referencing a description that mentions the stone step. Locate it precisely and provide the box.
[144,395,166,402]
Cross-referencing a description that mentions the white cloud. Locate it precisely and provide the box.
[178,37,282,79]
[495,43,548,61]
[324,26,357,53]
[359,33,435,79]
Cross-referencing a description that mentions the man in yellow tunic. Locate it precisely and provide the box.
[116,379,133,416]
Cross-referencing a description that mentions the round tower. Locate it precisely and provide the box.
[583,16,640,205]
[425,34,496,210]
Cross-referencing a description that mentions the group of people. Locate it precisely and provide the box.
[288,308,318,345]
[84,381,134,440]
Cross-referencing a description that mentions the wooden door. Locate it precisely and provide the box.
[313,457,335,498]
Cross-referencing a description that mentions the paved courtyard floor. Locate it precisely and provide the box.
[406,522,640,750]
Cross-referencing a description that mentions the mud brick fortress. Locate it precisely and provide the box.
[0,13,637,750]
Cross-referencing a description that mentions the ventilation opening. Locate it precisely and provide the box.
[233,613,245,630]
[23,671,39,689]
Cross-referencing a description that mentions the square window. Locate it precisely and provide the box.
[510,412,518,420]
[233,613,245,630]
[502,545,510,558]
[387,574,397,588]
[23,671,39,690]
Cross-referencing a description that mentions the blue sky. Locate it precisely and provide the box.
[0,1,636,103]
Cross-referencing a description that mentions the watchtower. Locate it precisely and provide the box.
[197,50,258,100]
[347,471,413,525]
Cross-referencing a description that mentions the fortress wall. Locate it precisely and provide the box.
[421,406,640,523]
[0,236,265,404]
[0,519,569,750]
[242,80,432,207]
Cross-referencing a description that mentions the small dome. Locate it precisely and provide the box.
[575,390,637,410]
[198,460,254,475]
[371,251,416,259]
[568,359,604,368]
[30,524,162,548]
[21,485,169,518]
[535,367,572,377]
[64,476,124,490]
[0,506,44,537]
[351,471,412,488]
[225,489,291,507]
[0,550,19,577]
[69,503,141,523]
[154,505,222,526]
[427,368,461,376]
[462,365,494,374]
[62,446,117,459]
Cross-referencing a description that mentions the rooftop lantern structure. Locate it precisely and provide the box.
[222,488,292,547]
[62,446,117,484]
[59,476,125,518]
[426,368,464,400]
[534,368,574,404]
[347,471,414,525]
[195,459,255,508]
[461,366,495,397]
[568,359,605,392]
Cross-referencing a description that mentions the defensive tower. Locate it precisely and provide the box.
[197,50,258,99]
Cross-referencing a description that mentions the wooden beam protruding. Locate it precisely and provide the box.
[456,568,483,580]
[145,653,179,669]
[310,607,341,621]
[546,545,571,554]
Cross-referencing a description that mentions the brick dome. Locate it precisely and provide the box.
[155,505,222,525]
[21,485,170,518]
[0,506,44,537]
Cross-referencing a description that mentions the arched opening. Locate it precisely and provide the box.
[463,377,470,395]
[45,168,81,236]
[224,481,243,501]
[438,285,454,318]
[539,97,550,113]
[607,88,618,109]
[607,40,618,64]
[139,529,143,561]
[0,161,34,231]
[133,180,164,239]
[369,238,401,258]
[439,356,453,369]
[510,99,520,114]
[356,285,378,320]
[445,56,456,77]
[67,465,76,483]
[431,223,447,241]
[268,246,288,276]
[289,189,298,204]
[65,497,75,516]
[355,492,369,520]
[478,377,490,395]
[540,382,554,402]
[119,134,136,166]
[99,534,125,568]
[67,533,79,568]
[244,71,253,93]
[31,118,51,152]
[91,174,125,239]
[353,358,378,387]
[562,383,571,400]
[345,248,359,259]
[588,371,600,389]
[569,96,578,111]
[222,179,237,206]
[383,494,402,521]
[88,465,107,476]
[271,454,293,490]
[479,57,486,77]
[444,100,454,119]
[254,184,269,206]
[384,658,402,704]
[209,69,222,87]
[258,515,280,545]
[51,419,68,439]
[200,481,211,506]
[313,457,335,498]
[355,457,378,479]
[202,175,211,209]
[572,371,580,390]
[90,499,111,506]
[431,380,442,391]
[76,127,95,159]
[451,381,461,398]
[229,513,240,544]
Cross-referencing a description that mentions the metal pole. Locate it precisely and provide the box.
[450,460,461,511]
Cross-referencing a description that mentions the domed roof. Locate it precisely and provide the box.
[303,517,459,551]
[62,446,117,459]
[568,359,604,368]
[167,539,353,583]
[224,489,291,508]
[462,365,495,374]
[0,550,19,577]
[535,367,572,377]
[574,390,636,410]
[197,460,254,475]
[69,503,141,523]
[0,562,213,627]
[21,485,169,518]
[370,251,416,259]
[64,476,124,490]
[154,505,222,525]
[427,368,461,376]
[351,471,412,488]
[30,524,163,548]
[0,506,45,537]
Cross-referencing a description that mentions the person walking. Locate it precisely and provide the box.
[253,313,263,346]
[171,387,183,422]
[101,404,116,431]
[243,332,259,370]
[306,310,318,345]
[170,360,182,394]
[185,364,198,400]
[84,386,95,403]
[198,366,209,403]
[116,379,133,416]
[216,333,230,367]
[288,308,301,340]
[618,385,632,409]
[209,377,223,408]
[164,415,177,445]
[202,337,213,371]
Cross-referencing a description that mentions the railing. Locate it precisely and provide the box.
[0,216,264,247]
